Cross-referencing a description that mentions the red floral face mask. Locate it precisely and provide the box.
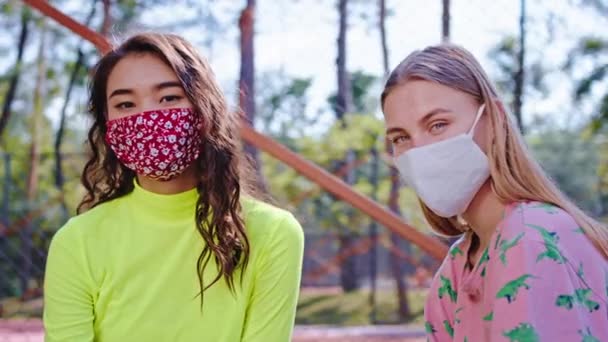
[105,107,202,181]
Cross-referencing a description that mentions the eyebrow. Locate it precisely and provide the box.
[108,81,183,99]
[385,126,406,136]
[419,107,452,124]
[385,107,452,136]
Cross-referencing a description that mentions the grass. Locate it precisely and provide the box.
[296,287,427,326]
[0,297,43,318]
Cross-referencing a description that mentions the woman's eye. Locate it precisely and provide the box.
[115,102,134,110]
[392,135,409,145]
[160,95,182,103]
[430,122,447,133]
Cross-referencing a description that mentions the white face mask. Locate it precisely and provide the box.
[393,104,490,218]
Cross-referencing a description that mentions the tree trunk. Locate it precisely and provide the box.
[336,0,353,120]
[55,0,97,221]
[442,0,451,43]
[0,7,30,140]
[0,153,12,299]
[368,144,379,323]
[386,144,410,322]
[239,0,267,191]
[379,0,389,74]
[21,20,47,296]
[335,0,359,292]
[27,22,46,229]
[101,0,112,36]
[338,233,359,291]
[513,0,526,134]
[379,0,411,322]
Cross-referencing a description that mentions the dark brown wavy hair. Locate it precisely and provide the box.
[79,32,260,304]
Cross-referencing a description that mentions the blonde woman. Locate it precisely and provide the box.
[382,44,608,341]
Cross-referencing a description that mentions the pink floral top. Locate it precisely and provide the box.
[424,202,608,342]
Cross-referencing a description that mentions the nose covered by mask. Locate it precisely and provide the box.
[105,107,202,181]
[393,104,490,218]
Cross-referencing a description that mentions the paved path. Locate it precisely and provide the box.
[0,320,426,342]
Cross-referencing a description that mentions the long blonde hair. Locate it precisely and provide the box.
[381,44,608,259]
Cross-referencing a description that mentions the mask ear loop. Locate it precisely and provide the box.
[462,104,487,240]
[467,103,486,136]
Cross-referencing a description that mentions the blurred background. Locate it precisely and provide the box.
[1,0,607,341]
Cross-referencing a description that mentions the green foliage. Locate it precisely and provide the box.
[0,1,92,299]
[567,37,608,132]
[575,65,608,100]
[582,37,608,55]
[528,127,604,215]
[262,110,430,234]
[488,33,608,216]
[256,72,316,142]
[488,36,549,105]
[327,71,380,116]
[578,1,608,16]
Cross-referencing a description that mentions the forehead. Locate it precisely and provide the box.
[383,80,477,124]
[107,53,179,94]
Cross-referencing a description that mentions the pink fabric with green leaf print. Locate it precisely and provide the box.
[424,202,608,342]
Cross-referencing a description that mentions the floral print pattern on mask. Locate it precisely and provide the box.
[105,107,202,181]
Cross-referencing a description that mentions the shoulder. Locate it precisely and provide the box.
[48,194,135,270]
[46,200,126,284]
[499,201,581,245]
[50,197,125,248]
[491,201,599,275]
[241,197,304,248]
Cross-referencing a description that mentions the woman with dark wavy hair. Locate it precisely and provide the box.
[43,32,304,342]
